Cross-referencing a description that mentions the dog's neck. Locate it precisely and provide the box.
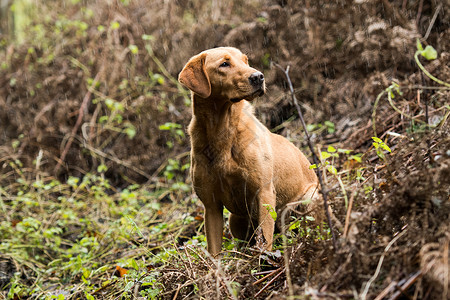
[191,94,243,131]
[189,93,245,155]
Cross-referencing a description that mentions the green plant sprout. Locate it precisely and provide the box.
[309,145,363,208]
[415,39,450,88]
[310,145,359,176]
[158,122,185,148]
[372,41,449,136]
[306,120,335,134]
[262,203,277,221]
[372,137,391,161]
[143,36,191,104]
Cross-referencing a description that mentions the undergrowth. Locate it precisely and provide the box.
[1,154,342,298]
[0,160,196,298]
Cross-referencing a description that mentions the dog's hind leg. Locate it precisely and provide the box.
[229,213,254,242]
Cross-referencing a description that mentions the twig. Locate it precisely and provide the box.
[145,44,190,99]
[252,267,284,286]
[252,270,276,277]
[275,63,337,250]
[148,151,190,183]
[82,142,152,180]
[54,72,101,173]
[361,227,408,300]
[343,190,356,238]
[372,90,386,137]
[423,3,443,41]
[387,270,422,300]
[387,88,426,124]
[336,175,349,208]
[416,0,424,25]
[254,267,285,298]
[172,283,182,300]
[374,281,398,300]
[281,206,294,297]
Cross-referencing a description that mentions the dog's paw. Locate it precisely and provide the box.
[254,227,267,250]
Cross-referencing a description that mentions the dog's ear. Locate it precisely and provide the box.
[178,53,211,99]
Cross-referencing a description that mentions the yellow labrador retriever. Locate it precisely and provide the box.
[178,47,319,256]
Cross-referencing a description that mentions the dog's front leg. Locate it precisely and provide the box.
[257,184,277,251]
[204,200,224,256]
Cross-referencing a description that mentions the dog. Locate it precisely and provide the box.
[178,47,320,256]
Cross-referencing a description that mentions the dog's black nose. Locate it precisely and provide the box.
[249,72,264,86]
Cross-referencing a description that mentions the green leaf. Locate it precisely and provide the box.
[129,258,139,271]
[321,151,332,160]
[327,145,337,153]
[124,126,136,139]
[416,38,423,52]
[159,122,181,130]
[110,21,120,30]
[337,148,353,154]
[421,45,437,60]
[306,124,317,132]
[389,90,395,99]
[99,115,109,123]
[372,137,382,143]
[327,165,337,175]
[289,221,300,231]
[270,210,277,221]
[67,176,80,187]
[263,204,277,221]
[82,267,91,279]
[381,143,391,153]
[105,98,115,110]
[324,120,335,133]
[175,129,185,137]
[153,73,165,85]
[124,281,134,291]
[142,34,154,41]
[85,293,95,300]
[309,164,317,169]
[372,137,391,152]
[349,155,362,163]
[97,164,108,173]
[128,44,138,54]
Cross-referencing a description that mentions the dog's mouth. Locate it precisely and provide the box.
[230,88,265,103]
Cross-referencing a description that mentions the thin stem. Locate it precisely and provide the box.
[372,90,386,137]
[275,63,337,250]
[387,88,426,123]
[414,51,450,88]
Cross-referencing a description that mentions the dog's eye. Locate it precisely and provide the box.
[219,61,230,68]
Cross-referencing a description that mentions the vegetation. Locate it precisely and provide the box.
[0,0,449,299]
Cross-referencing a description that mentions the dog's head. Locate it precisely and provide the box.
[178,47,265,102]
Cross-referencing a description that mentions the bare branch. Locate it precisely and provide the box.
[275,63,337,250]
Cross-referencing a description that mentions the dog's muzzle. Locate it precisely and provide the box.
[249,71,265,88]
[230,72,265,103]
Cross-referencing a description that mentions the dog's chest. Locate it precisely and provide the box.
[210,151,262,213]
[189,109,269,215]
[215,169,259,215]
